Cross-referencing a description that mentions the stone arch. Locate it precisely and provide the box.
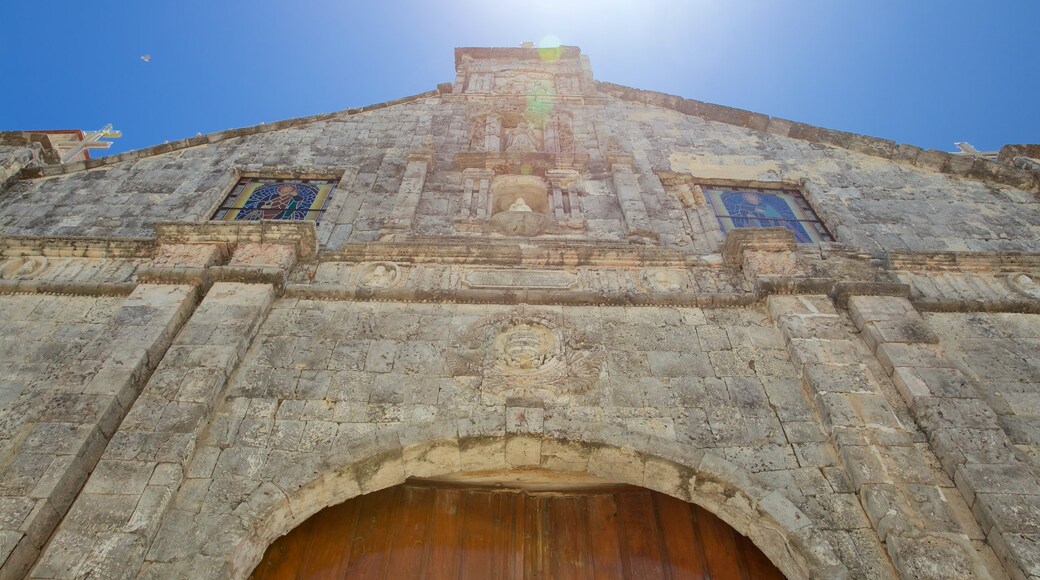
[207,423,849,579]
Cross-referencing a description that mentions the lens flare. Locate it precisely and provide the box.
[537,35,562,62]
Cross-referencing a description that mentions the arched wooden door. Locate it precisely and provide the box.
[251,482,785,579]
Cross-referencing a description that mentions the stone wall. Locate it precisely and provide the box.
[927,313,1040,467]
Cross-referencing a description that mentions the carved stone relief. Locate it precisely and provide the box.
[0,256,49,279]
[449,308,604,397]
[493,70,555,96]
[355,262,403,288]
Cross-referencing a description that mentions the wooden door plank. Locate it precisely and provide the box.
[249,516,317,580]
[296,498,361,579]
[614,490,668,580]
[692,505,749,580]
[585,494,626,580]
[548,495,591,580]
[523,495,545,580]
[489,491,519,580]
[425,488,466,580]
[381,485,435,580]
[653,493,709,580]
[343,486,399,579]
[458,490,496,579]
[510,493,526,580]
[735,531,786,580]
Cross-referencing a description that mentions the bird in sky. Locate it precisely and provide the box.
[140,55,151,63]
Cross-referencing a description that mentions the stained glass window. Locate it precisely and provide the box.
[213,178,336,222]
[704,186,833,243]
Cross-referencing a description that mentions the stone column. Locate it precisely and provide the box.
[609,156,653,239]
[769,295,1003,579]
[849,295,1040,580]
[0,285,196,580]
[384,150,433,234]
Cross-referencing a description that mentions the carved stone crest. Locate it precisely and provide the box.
[449,308,604,397]
[0,256,49,280]
[356,262,403,288]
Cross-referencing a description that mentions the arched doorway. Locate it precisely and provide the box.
[251,481,785,579]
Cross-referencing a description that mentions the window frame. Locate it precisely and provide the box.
[702,184,833,244]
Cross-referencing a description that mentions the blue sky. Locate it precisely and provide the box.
[2,1,1038,156]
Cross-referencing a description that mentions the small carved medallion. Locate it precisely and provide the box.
[0,256,49,280]
[356,262,402,289]
[1008,273,1040,299]
[451,309,604,397]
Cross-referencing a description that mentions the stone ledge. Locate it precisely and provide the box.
[284,283,756,307]
[0,279,137,296]
[0,236,154,259]
[722,228,796,265]
[135,267,210,288]
[912,298,1040,314]
[887,250,1040,272]
[209,266,286,290]
[327,238,695,267]
[154,221,317,261]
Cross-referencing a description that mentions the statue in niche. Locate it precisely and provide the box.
[505,121,538,152]
[508,197,534,212]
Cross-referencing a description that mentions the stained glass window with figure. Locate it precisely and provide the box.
[704,186,833,243]
[213,177,336,222]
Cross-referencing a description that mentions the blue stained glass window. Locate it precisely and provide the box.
[213,178,336,222]
[704,186,833,243]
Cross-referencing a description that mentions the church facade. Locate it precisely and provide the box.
[1,45,1039,579]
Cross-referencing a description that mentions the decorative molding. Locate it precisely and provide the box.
[462,269,577,290]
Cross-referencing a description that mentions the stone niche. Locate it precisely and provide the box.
[487,175,550,236]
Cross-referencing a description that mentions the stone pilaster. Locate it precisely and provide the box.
[546,169,583,229]
[384,150,433,234]
[769,295,1002,579]
[28,283,274,579]
[609,156,654,240]
[849,295,1040,580]
[460,168,493,220]
[0,285,196,580]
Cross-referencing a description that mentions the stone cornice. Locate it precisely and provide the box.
[0,235,154,258]
[595,82,1039,192]
[886,250,1040,272]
